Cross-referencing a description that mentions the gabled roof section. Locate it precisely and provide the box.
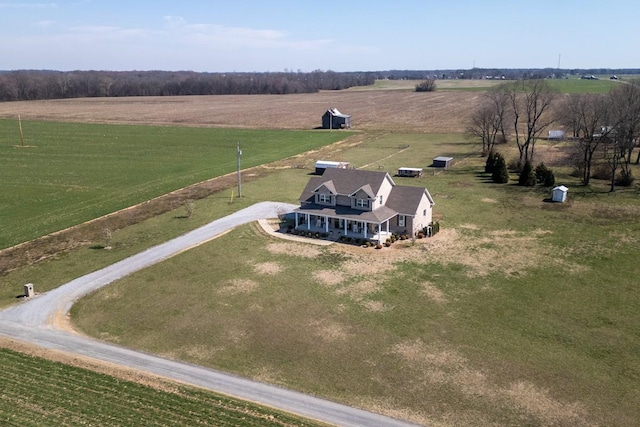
[385,186,434,215]
[300,169,395,203]
[312,180,337,195]
[350,184,375,199]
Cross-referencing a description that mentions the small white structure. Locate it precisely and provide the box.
[548,130,566,141]
[24,283,34,298]
[315,160,349,175]
[398,167,423,177]
[552,185,568,203]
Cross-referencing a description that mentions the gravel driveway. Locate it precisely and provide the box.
[0,201,421,427]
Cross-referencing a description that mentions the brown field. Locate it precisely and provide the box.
[0,89,482,133]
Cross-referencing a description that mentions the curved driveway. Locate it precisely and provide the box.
[0,202,421,427]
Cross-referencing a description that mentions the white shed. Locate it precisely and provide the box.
[315,160,350,175]
[548,130,566,141]
[552,185,568,203]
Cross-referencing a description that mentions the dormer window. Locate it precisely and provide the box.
[356,199,369,208]
[318,194,331,204]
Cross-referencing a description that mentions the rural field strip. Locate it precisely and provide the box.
[0,201,421,427]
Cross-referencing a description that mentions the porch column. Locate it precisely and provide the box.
[295,213,299,228]
[307,214,311,230]
[325,217,329,233]
[363,222,368,239]
[344,220,348,235]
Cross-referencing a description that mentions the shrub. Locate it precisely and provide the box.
[376,243,383,249]
[535,162,555,186]
[518,161,536,186]
[616,169,635,186]
[415,79,436,92]
[491,152,509,183]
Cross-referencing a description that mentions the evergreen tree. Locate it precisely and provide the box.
[535,162,556,186]
[485,151,497,173]
[518,161,536,186]
[543,169,556,187]
[491,152,509,183]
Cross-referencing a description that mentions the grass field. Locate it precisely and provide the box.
[1,85,639,426]
[63,134,639,426]
[0,347,325,427]
[0,119,347,249]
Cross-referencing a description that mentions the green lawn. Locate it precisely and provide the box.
[0,347,326,427]
[0,119,347,249]
[64,134,638,426]
[547,77,620,94]
[3,130,639,426]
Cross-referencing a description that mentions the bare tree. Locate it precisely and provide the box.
[507,79,556,168]
[609,80,640,175]
[556,93,612,185]
[466,86,510,155]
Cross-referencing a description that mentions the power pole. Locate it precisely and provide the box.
[236,142,242,197]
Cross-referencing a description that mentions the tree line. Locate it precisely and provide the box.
[0,70,376,101]
[468,78,640,192]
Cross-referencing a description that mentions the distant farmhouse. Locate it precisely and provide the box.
[322,108,351,129]
[295,168,434,243]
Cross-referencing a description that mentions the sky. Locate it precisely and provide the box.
[0,0,638,72]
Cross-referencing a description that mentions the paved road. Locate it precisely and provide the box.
[0,202,422,427]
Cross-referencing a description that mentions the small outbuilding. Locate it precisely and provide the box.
[432,156,453,169]
[548,130,566,141]
[322,108,351,129]
[315,160,350,175]
[398,167,423,177]
[552,185,568,203]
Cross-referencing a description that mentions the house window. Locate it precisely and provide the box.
[423,209,427,216]
[398,215,405,227]
[379,195,383,204]
[356,199,368,208]
[318,194,331,204]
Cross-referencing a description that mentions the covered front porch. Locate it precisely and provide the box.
[293,209,395,244]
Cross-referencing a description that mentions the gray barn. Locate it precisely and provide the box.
[322,108,351,129]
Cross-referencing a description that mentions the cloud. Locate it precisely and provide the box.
[162,15,332,51]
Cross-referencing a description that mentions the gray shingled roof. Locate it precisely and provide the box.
[386,185,433,215]
[298,168,433,220]
[299,168,393,203]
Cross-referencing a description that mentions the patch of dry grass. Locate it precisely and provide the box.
[217,278,260,294]
[392,339,591,426]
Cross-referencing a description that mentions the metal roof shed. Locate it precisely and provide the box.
[433,156,453,169]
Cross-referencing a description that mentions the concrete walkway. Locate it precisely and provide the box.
[0,201,421,427]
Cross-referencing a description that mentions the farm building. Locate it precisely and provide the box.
[552,185,568,203]
[548,130,566,141]
[322,108,351,129]
[315,160,350,175]
[398,167,423,177]
[432,156,453,169]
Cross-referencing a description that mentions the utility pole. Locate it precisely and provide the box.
[236,142,242,197]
